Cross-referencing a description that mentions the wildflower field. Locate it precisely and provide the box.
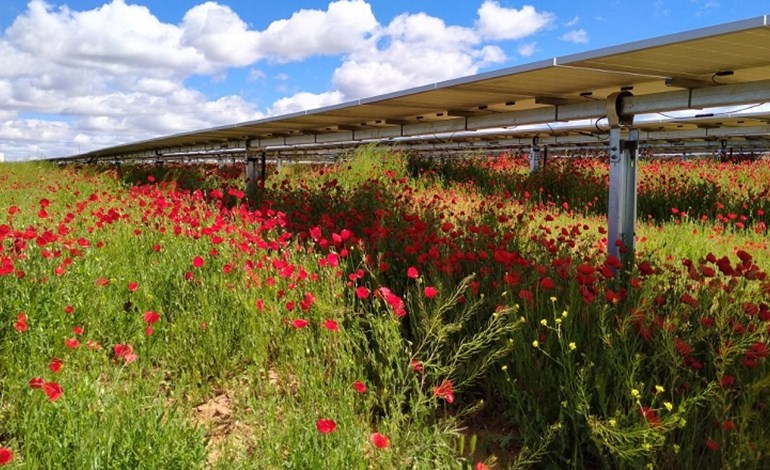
[1,147,770,469]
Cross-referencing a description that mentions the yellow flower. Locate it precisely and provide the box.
[550,296,557,302]
[664,402,673,411]
[561,310,569,318]
[501,365,508,371]
[532,340,540,348]
[540,318,548,326]
[608,419,617,427]
[631,388,640,399]
[655,385,665,394]
[569,342,577,351]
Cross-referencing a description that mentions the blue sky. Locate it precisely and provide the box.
[0,0,767,160]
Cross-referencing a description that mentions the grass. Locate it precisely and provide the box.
[1,150,770,468]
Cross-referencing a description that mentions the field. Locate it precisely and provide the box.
[2,147,770,469]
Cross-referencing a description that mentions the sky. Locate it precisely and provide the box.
[0,0,767,160]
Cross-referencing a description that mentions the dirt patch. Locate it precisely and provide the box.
[193,392,255,467]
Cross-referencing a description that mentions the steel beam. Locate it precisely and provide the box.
[607,127,639,263]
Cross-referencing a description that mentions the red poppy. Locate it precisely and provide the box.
[353,380,367,393]
[407,266,419,279]
[433,379,455,404]
[0,447,12,465]
[64,338,79,349]
[14,318,27,332]
[316,418,336,434]
[705,438,720,451]
[322,319,339,332]
[143,311,160,324]
[73,325,84,335]
[355,286,370,299]
[192,256,205,268]
[410,359,424,372]
[29,377,45,389]
[639,406,661,428]
[539,277,555,290]
[474,463,489,470]
[128,281,139,292]
[43,381,63,401]
[49,358,63,373]
[370,432,390,449]
[424,286,439,299]
[291,319,309,329]
[64,305,74,314]
[113,343,133,358]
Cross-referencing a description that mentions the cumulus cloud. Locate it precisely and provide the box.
[268,91,346,116]
[518,42,537,57]
[476,1,554,41]
[331,11,508,100]
[560,29,589,44]
[255,0,378,61]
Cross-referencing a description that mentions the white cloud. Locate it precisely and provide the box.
[268,91,346,116]
[255,0,378,61]
[331,11,507,100]
[518,42,537,57]
[476,1,554,41]
[560,29,589,44]
[180,2,261,67]
[248,69,266,81]
[565,16,579,27]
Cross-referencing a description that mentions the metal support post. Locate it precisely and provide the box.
[542,144,548,169]
[529,137,541,173]
[607,127,639,262]
[245,144,259,200]
[260,151,267,185]
[605,91,637,264]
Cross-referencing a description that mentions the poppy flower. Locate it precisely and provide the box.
[316,418,336,434]
[64,305,74,314]
[356,286,370,299]
[73,325,84,335]
[353,380,367,393]
[322,319,339,332]
[128,281,138,292]
[0,447,12,465]
[43,381,63,401]
[434,379,455,404]
[291,319,309,329]
[64,338,79,349]
[49,358,63,373]
[143,311,160,324]
[474,463,489,470]
[29,377,45,389]
[192,256,205,268]
[410,359,424,372]
[705,438,720,451]
[113,343,133,359]
[424,286,439,299]
[407,266,419,279]
[370,432,390,449]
